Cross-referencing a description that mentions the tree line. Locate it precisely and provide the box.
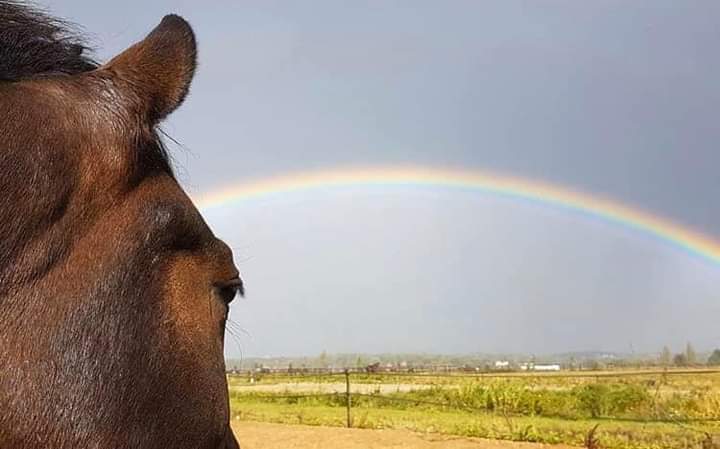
[659,343,720,366]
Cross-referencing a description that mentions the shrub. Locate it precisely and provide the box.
[575,383,651,418]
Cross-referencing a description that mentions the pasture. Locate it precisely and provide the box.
[228,369,720,449]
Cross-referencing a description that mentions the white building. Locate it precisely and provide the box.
[519,362,561,371]
[534,364,561,371]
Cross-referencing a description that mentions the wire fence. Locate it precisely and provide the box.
[229,367,720,379]
[228,368,720,434]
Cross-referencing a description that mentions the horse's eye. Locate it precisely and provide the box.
[217,278,244,305]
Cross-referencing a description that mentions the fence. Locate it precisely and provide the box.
[228,368,720,434]
[229,366,720,378]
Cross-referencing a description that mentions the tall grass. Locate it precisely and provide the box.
[228,370,720,448]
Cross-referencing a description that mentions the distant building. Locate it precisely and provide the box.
[534,364,561,371]
[519,362,561,371]
[494,360,510,369]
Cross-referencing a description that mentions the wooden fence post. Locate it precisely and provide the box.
[345,369,352,428]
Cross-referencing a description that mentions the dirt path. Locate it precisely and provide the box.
[231,421,578,449]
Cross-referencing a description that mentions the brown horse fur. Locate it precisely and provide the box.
[0,3,242,448]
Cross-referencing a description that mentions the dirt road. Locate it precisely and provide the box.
[231,421,578,449]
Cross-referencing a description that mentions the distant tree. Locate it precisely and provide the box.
[660,346,672,367]
[355,355,365,368]
[586,360,601,371]
[673,353,688,367]
[318,350,328,368]
[686,342,697,365]
[708,349,720,366]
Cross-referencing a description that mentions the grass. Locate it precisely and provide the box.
[228,369,720,448]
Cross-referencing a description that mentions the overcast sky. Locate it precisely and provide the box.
[46,1,720,357]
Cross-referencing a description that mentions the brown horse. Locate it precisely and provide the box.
[0,3,241,448]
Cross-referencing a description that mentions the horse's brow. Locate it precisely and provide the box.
[128,196,201,249]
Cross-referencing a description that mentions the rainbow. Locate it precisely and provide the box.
[195,166,720,265]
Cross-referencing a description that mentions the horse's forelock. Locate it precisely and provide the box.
[0,1,97,81]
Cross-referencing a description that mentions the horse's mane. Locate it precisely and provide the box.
[0,1,97,81]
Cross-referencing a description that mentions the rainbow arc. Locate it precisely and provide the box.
[195,166,720,265]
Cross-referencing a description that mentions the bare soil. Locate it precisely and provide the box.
[231,421,578,449]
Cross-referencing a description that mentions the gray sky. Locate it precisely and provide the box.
[46,1,720,357]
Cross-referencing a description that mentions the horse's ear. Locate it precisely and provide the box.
[100,15,196,123]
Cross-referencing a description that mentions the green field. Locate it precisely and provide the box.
[229,369,720,448]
